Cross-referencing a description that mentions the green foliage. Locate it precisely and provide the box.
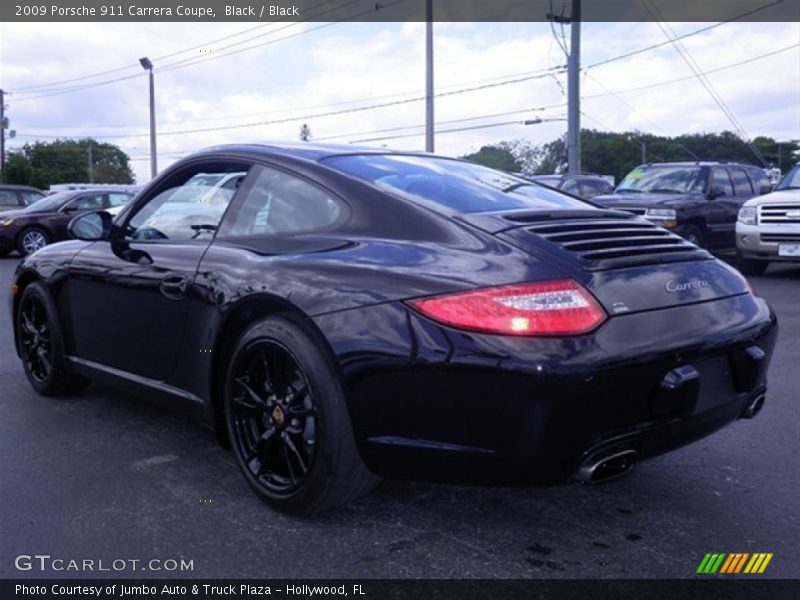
[6,138,134,188]
[535,130,799,183]
[461,143,523,172]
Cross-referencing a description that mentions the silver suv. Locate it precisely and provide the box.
[736,164,800,275]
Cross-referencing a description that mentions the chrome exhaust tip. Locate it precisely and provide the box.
[579,449,638,484]
[741,392,766,419]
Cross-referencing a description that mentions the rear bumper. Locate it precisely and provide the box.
[315,292,777,485]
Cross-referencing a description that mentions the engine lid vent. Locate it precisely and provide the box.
[524,217,710,270]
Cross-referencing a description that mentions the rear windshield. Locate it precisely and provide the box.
[322,154,592,213]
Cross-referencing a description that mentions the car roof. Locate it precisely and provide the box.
[645,161,759,168]
[195,142,423,162]
[0,184,44,192]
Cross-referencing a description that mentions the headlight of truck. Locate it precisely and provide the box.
[738,206,757,226]
[645,208,677,228]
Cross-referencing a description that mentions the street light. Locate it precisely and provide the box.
[139,57,157,179]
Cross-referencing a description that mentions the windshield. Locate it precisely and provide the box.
[24,192,75,212]
[322,155,591,213]
[777,165,800,190]
[617,165,707,194]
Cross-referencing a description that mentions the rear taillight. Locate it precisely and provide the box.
[407,279,606,336]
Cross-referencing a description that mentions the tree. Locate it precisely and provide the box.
[299,124,312,142]
[6,138,134,188]
[461,143,522,172]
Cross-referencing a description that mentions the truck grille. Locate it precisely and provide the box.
[525,217,708,270]
[760,233,800,243]
[759,205,800,224]
[616,207,647,216]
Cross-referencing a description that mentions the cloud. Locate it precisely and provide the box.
[1,20,797,183]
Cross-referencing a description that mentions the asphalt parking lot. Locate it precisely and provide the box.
[0,255,797,579]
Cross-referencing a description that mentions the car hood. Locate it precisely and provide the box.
[592,192,694,207]
[742,189,800,208]
[0,208,29,219]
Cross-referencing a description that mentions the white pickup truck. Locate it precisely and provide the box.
[736,164,800,275]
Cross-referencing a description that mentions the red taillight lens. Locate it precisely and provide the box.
[407,279,607,336]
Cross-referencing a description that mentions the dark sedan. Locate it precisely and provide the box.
[10,143,777,514]
[0,188,136,256]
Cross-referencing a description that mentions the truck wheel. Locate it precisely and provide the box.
[683,225,704,247]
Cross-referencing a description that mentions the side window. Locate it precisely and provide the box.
[749,168,771,194]
[68,193,106,211]
[561,179,579,195]
[218,165,344,238]
[730,167,753,196]
[710,168,734,197]
[0,190,18,206]
[21,191,44,206]
[107,192,132,208]
[126,165,249,241]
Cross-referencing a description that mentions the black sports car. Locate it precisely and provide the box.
[10,143,777,514]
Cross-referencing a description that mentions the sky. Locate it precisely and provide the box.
[0,17,798,183]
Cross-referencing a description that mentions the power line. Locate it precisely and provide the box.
[583,71,700,160]
[580,110,668,163]
[9,0,387,101]
[643,0,769,166]
[8,0,347,94]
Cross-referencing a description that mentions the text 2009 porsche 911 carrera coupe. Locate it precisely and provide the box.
[10,143,777,513]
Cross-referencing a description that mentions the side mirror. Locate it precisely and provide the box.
[707,186,725,200]
[759,184,772,195]
[68,210,113,241]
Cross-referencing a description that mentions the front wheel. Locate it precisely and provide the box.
[17,227,50,256]
[16,283,91,395]
[736,253,768,276]
[224,315,379,514]
[683,225,704,248]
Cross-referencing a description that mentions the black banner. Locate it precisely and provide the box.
[4,579,800,600]
[3,0,799,23]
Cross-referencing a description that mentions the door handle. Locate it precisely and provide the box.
[160,274,189,299]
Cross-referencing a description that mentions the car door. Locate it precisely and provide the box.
[705,167,736,248]
[66,160,251,382]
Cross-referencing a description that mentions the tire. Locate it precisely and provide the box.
[683,225,704,248]
[736,253,768,276]
[17,227,50,256]
[16,283,91,396]
[224,314,379,514]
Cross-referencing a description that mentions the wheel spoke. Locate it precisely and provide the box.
[20,313,36,336]
[234,376,268,411]
[246,425,276,462]
[37,347,52,375]
[281,440,297,483]
[283,433,308,476]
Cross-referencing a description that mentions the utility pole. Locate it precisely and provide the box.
[642,141,646,164]
[139,57,158,179]
[0,89,5,184]
[425,0,434,153]
[87,142,94,183]
[566,0,581,175]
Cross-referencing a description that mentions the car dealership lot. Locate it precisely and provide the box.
[0,256,797,579]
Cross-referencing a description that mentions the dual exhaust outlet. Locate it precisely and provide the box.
[579,390,767,483]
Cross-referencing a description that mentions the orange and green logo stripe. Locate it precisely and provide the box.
[697,552,773,574]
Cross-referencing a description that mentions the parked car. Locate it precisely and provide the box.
[10,143,777,514]
[526,174,614,200]
[0,188,136,256]
[736,163,800,275]
[593,162,772,250]
[0,184,46,212]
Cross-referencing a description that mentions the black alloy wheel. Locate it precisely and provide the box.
[229,339,317,495]
[224,315,379,513]
[16,283,90,395]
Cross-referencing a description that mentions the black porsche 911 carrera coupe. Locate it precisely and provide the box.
[10,143,777,513]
